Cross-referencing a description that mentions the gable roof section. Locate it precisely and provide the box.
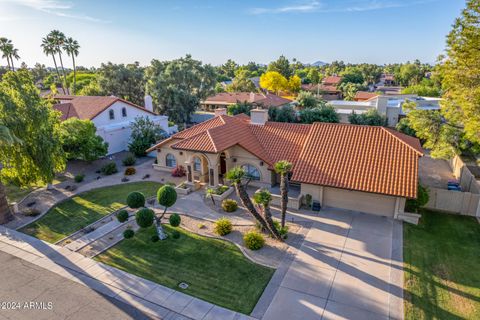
[53,95,157,121]
[148,115,423,198]
[354,91,379,101]
[291,123,422,198]
[323,76,342,85]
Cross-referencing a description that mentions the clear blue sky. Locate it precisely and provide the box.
[0,0,466,68]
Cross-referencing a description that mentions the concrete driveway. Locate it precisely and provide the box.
[260,208,403,320]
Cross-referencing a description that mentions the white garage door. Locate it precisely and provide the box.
[323,187,396,217]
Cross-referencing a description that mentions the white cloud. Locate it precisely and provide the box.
[250,0,436,15]
[0,0,105,22]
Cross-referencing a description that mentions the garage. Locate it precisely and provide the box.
[323,187,397,217]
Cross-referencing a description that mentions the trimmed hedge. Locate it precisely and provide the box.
[135,208,155,228]
[116,210,129,223]
[123,229,135,239]
[214,217,232,236]
[127,191,146,208]
[221,199,238,212]
[169,213,181,227]
[243,231,265,250]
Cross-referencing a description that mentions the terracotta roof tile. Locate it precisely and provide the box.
[354,91,379,101]
[323,76,342,85]
[52,95,156,121]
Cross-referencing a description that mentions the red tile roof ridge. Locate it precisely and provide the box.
[382,127,424,155]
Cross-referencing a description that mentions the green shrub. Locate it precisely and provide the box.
[221,199,238,212]
[126,191,146,208]
[151,235,160,242]
[215,185,229,195]
[124,167,136,175]
[122,154,136,166]
[101,162,118,175]
[74,174,85,183]
[271,220,289,239]
[157,185,177,209]
[405,184,430,213]
[171,230,180,239]
[169,213,181,227]
[123,229,135,239]
[135,208,155,228]
[305,194,312,208]
[116,210,129,223]
[243,231,265,250]
[214,217,232,236]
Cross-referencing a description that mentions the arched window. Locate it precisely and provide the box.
[166,154,176,167]
[193,157,202,171]
[122,107,127,117]
[109,109,115,120]
[242,164,260,180]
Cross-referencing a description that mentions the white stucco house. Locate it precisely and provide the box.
[53,95,177,155]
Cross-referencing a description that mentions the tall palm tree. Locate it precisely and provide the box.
[253,189,282,241]
[226,167,271,234]
[41,36,65,94]
[47,30,68,94]
[63,37,79,94]
[9,48,20,71]
[0,38,13,70]
[0,125,19,224]
[274,160,292,228]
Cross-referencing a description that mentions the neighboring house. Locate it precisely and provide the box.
[380,73,396,86]
[301,75,343,100]
[53,95,176,155]
[199,92,292,111]
[327,94,441,126]
[354,91,379,101]
[148,108,423,218]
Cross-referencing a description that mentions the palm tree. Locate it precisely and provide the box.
[0,38,13,70]
[41,36,65,94]
[226,166,271,234]
[205,187,216,205]
[47,30,68,94]
[0,125,19,224]
[274,160,292,228]
[9,48,20,71]
[63,37,79,94]
[253,189,282,241]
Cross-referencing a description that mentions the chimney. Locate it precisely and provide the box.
[144,95,153,112]
[214,108,227,117]
[249,92,256,103]
[250,107,268,125]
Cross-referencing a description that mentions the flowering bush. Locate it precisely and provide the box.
[171,165,186,177]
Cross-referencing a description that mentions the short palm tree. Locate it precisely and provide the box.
[253,189,282,241]
[226,166,271,234]
[274,160,292,228]
[63,37,80,94]
[41,36,65,94]
[205,187,216,205]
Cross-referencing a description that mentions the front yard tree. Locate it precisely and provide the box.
[259,71,288,95]
[156,185,177,240]
[226,167,272,235]
[60,118,108,161]
[128,116,167,157]
[145,55,217,124]
[253,189,282,241]
[0,125,19,223]
[0,70,66,187]
[274,160,292,228]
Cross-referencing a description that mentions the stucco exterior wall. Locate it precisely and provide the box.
[227,145,273,188]
[153,139,188,173]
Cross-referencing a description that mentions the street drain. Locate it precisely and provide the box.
[178,282,189,289]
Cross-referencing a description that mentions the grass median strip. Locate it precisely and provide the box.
[20,181,162,243]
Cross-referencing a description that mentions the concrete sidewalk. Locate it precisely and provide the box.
[0,226,254,320]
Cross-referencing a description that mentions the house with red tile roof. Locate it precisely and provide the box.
[200,92,292,112]
[147,108,423,218]
[301,75,343,100]
[53,95,176,154]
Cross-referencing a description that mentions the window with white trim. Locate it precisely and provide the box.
[166,154,176,167]
[193,157,201,171]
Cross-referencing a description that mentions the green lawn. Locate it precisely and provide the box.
[404,209,480,319]
[95,225,274,314]
[20,181,162,243]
